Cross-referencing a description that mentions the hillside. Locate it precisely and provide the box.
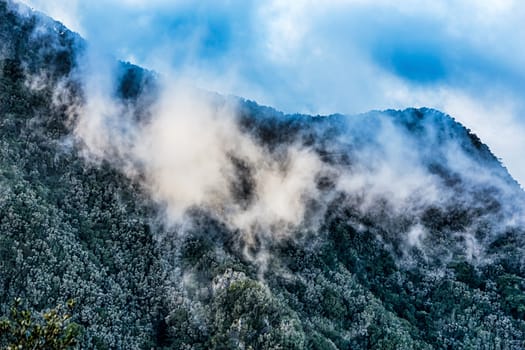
[2,1,525,349]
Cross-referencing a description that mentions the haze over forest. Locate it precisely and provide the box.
[1,1,525,349]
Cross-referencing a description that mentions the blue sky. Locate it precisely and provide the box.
[21,0,525,186]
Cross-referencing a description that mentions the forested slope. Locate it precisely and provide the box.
[2,1,525,349]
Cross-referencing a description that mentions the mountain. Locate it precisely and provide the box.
[2,1,525,349]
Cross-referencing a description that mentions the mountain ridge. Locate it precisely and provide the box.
[2,1,525,349]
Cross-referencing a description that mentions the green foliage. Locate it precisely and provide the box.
[0,298,81,349]
[2,2,525,348]
[497,274,525,319]
[210,279,305,349]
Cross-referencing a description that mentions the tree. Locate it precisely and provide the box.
[0,298,81,350]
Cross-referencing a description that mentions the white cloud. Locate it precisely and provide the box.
[15,0,525,186]
[386,81,525,187]
[20,0,84,35]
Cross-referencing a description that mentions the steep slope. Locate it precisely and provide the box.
[2,1,525,349]
[0,1,166,348]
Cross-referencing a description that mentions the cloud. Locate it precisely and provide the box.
[385,82,525,189]
[71,64,330,265]
[20,0,84,35]
[66,65,522,272]
[16,0,525,187]
[10,19,509,274]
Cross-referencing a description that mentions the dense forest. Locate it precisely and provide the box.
[1,0,525,348]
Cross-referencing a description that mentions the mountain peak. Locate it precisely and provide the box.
[2,3,525,349]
